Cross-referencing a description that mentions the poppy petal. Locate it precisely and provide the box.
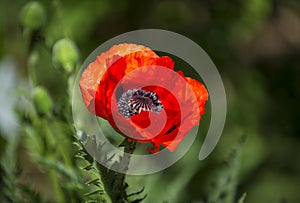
[80,43,158,113]
[79,43,209,153]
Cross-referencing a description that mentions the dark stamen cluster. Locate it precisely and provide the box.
[117,89,163,119]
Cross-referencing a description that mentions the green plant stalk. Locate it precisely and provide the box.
[49,120,73,167]
[52,0,70,37]
[207,135,245,203]
[33,116,72,167]
[224,136,245,203]
[32,116,74,199]
[74,134,112,202]
[49,169,66,203]
[58,137,73,168]
[1,136,20,203]
[28,63,38,86]
[98,139,136,203]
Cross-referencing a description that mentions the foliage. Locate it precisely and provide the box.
[0,0,299,202]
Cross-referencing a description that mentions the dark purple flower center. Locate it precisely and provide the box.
[117,89,163,119]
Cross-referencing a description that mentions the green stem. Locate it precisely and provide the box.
[98,139,136,203]
[49,169,66,203]
[119,139,136,172]
[52,0,70,37]
[27,46,40,87]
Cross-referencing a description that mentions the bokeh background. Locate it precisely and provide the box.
[0,0,299,202]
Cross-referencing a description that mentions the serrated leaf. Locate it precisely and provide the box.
[130,194,147,203]
[85,200,101,203]
[86,178,101,185]
[83,164,93,170]
[85,189,104,197]
[128,187,145,197]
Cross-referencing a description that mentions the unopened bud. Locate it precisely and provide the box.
[20,1,46,30]
[32,86,52,116]
[52,38,79,74]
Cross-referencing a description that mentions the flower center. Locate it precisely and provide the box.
[117,89,163,118]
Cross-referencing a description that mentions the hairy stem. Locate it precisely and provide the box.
[98,139,136,203]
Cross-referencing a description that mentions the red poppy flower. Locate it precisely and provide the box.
[79,43,208,153]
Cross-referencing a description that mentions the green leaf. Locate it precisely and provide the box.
[0,136,20,203]
[238,193,247,203]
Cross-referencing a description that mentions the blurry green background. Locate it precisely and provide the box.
[0,0,300,202]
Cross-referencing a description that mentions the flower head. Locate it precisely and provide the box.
[79,43,208,153]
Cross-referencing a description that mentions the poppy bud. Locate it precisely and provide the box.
[52,38,79,74]
[32,86,53,116]
[20,1,46,30]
